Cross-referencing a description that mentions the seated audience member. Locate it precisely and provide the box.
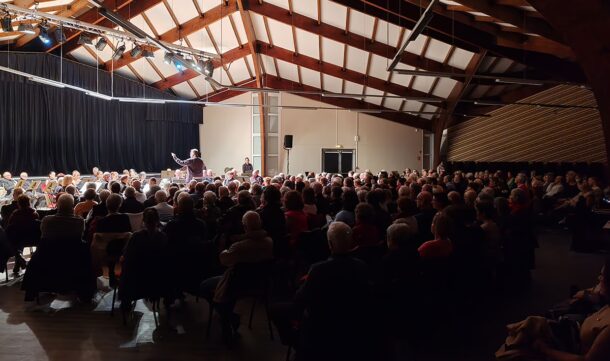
[312,182,329,216]
[74,189,98,218]
[96,194,132,233]
[249,170,262,185]
[258,185,287,257]
[218,186,235,215]
[87,189,110,224]
[284,190,308,247]
[190,182,205,204]
[499,258,610,361]
[250,183,262,207]
[152,190,174,223]
[352,203,382,248]
[302,188,318,216]
[503,188,537,286]
[418,212,453,260]
[200,211,273,344]
[164,196,209,294]
[41,194,85,241]
[6,194,39,274]
[1,187,24,228]
[335,189,359,227]
[415,191,436,244]
[218,190,255,244]
[295,221,373,361]
[476,200,502,280]
[381,223,420,284]
[393,196,419,235]
[0,226,10,275]
[120,187,145,214]
[119,208,168,311]
[131,180,147,203]
[201,191,221,240]
[143,185,161,208]
[145,178,158,198]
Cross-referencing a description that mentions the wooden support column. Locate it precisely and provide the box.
[238,0,266,175]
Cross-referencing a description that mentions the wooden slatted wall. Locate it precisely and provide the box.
[446,85,607,163]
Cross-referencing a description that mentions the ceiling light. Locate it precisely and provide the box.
[38,26,51,45]
[95,37,107,51]
[1,14,11,32]
[54,27,66,43]
[86,92,113,101]
[172,55,185,72]
[112,42,125,61]
[17,23,36,35]
[202,59,214,77]
[142,49,155,59]
[130,45,142,58]
[164,52,172,65]
[77,34,93,46]
[192,58,202,71]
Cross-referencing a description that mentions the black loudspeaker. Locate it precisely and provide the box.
[284,134,293,149]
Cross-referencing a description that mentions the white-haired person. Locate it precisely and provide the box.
[294,221,375,361]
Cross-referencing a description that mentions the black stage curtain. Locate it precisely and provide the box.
[0,53,202,175]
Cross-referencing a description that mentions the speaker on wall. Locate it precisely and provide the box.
[284,134,293,149]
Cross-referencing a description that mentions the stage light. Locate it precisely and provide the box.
[1,14,11,32]
[142,49,155,59]
[112,42,125,61]
[17,23,36,35]
[38,26,51,45]
[191,57,201,71]
[164,52,173,65]
[202,59,214,77]
[94,37,107,51]
[54,27,67,43]
[77,34,93,46]
[130,45,142,58]
[173,56,185,72]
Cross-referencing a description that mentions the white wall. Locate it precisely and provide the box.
[200,92,252,174]
[200,92,423,176]
[279,93,423,174]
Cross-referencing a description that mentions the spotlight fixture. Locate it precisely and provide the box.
[17,23,36,35]
[38,26,52,45]
[1,14,11,32]
[54,27,67,43]
[94,37,107,51]
[77,33,93,46]
[173,56,185,72]
[163,52,173,65]
[112,42,126,61]
[130,45,142,58]
[142,49,155,59]
[191,57,202,71]
[202,59,214,77]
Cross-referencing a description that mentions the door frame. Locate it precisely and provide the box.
[321,148,355,175]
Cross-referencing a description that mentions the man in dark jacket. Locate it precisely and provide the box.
[171,149,206,182]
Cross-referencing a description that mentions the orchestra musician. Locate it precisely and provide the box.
[171,149,206,183]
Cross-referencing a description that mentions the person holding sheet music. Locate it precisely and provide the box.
[171,149,206,183]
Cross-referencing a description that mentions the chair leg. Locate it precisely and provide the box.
[152,300,159,328]
[264,297,274,340]
[285,345,292,361]
[4,261,8,282]
[110,287,117,317]
[206,302,214,339]
[248,298,257,330]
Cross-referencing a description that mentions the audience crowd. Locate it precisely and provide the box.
[0,165,609,361]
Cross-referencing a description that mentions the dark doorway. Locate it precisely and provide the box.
[322,149,355,175]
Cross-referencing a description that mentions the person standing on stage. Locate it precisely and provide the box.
[242,157,253,175]
[171,149,206,183]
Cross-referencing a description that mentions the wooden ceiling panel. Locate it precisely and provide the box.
[345,46,369,74]
[344,80,364,95]
[275,58,300,83]
[294,28,320,59]
[207,17,240,52]
[431,77,459,98]
[169,0,199,24]
[364,87,384,105]
[322,73,342,93]
[291,0,319,21]
[186,29,217,55]
[320,0,347,30]
[172,81,197,99]
[265,18,295,52]
[129,57,163,83]
[320,36,344,67]
[347,9,376,39]
[249,12,270,44]
[144,3,175,35]
[424,38,453,64]
[228,58,251,83]
[411,76,437,94]
[447,47,476,70]
[373,20,402,46]
[230,13,249,46]
[260,54,278,76]
[300,67,321,88]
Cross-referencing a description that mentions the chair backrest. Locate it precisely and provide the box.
[128,212,143,232]
[92,232,131,259]
[230,260,275,296]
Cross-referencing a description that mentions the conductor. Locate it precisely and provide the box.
[171,149,206,182]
